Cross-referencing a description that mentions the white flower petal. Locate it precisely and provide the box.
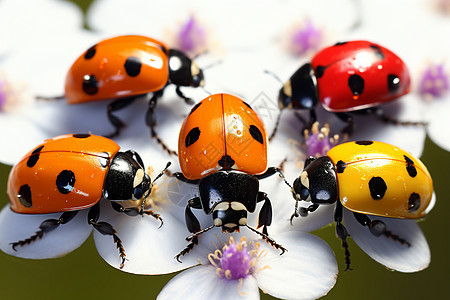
[0,204,92,259]
[254,231,337,300]
[88,0,357,50]
[308,98,426,158]
[0,0,84,55]
[157,265,260,300]
[0,91,188,165]
[426,93,450,152]
[288,204,335,233]
[94,199,203,274]
[343,208,430,273]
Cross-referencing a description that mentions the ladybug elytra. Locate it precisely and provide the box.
[271,40,417,139]
[7,133,170,268]
[287,140,433,270]
[43,35,205,155]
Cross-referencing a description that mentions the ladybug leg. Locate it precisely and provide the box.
[290,203,319,225]
[105,96,139,138]
[252,192,287,254]
[123,150,145,168]
[175,86,195,105]
[256,192,272,235]
[268,111,283,141]
[335,112,354,138]
[335,202,352,271]
[35,95,66,101]
[307,109,317,129]
[255,166,285,180]
[372,108,427,127]
[88,203,127,269]
[175,197,207,262]
[146,90,178,156]
[169,171,201,184]
[255,166,297,225]
[10,211,78,251]
[110,202,163,228]
[298,203,319,217]
[352,212,411,247]
[245,224,287,255]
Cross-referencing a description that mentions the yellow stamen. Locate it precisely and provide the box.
[237,278,247,296]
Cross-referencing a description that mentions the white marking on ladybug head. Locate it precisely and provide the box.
[191,63,200,76]
[133,169,145,188]
[300,171,309,189]
[231,202,246,211]
[283,81,292,98]
[169,56,182,71]
[214,218,223,226]
[214,202,230,211]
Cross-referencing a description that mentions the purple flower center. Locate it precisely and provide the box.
[419,64,449,99]
[306,132,331,157]
[177,16,206,54]
[219,241,251,280]
[290,20,321,55]
[303,122,339,157]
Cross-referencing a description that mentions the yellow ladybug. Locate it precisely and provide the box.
[289,140,433,270]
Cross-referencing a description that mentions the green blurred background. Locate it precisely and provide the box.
[0,0,449,299]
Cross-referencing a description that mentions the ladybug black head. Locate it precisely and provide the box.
[279,63,318,110]
[197,171,258,232]
[104,151,152,202]
[292,156,338,205]
[168,49,204,87]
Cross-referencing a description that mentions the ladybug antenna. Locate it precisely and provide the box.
[193,50,208,60]
[264,69,283,84]
[201,59,222,70]
[140,161,171,215]
[202,86,212,95]
[152,162,172,184]
[36,95,65,101]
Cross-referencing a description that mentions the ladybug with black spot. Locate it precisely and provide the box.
[7,133,170,268]
[42,35,205,155]
[271,40,422,139]
[170,93,287,262]
[286,140,433,270]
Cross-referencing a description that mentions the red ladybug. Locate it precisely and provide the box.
[7,133,169,268]
[271,40,415,139]
[171,93,286,261]
[45,35,204,155]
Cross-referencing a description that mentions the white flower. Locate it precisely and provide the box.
[0,0,435,168]
[94,172,339,299]
[289,201,434,273]
[0,164,172,269]
[157,233,337,300]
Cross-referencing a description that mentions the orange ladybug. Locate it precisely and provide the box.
[172,93,286,261]
[7,133,169,268]
[46,35,204,155]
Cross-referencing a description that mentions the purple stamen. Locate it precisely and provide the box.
[419,64,449,99]
[177,16,206,54]
[306,134,330,157]
[220,242,251,280]
[290,20,321,56]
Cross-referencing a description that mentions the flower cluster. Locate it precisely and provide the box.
[0,0,445,299]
